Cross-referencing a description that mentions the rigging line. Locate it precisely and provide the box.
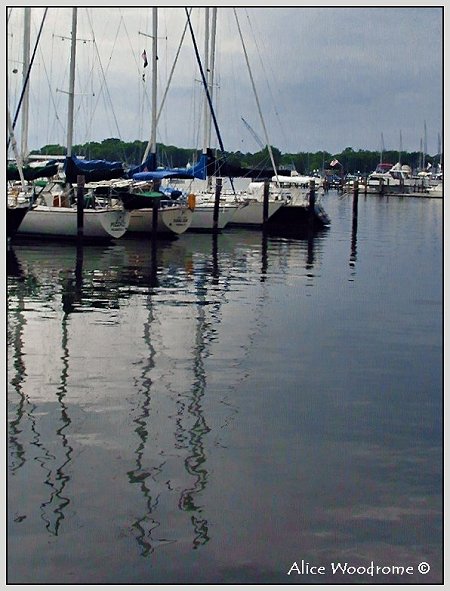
[244,9,288,151]
[74,9,97,145]
[8,7,48,148]
[185,7,235,194]
[185,8,223,153]
[37,32,66,144]
[233,8,279,183]
[156,10,191,130]
[119,8,151,144]
[85,10,123,142]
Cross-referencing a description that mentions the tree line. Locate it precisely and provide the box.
[33,139,442,175]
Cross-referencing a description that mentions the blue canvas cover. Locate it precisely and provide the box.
[64,155,125,183]
[131,153,209,182]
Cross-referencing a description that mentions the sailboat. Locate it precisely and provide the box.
[109,8,193,237]
[181,8,243,232]
[232,9,329,232]
[133,8,243,233]
[125,8,245,234]
[14,8,130,242]
[7,8,35,241]
[184,8,328,232]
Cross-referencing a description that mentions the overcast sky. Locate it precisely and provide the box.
[6,3,444,157]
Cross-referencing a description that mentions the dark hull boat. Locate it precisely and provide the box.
[264,202,330,236]
[7,204,30,240]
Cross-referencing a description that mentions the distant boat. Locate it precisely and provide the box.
[425,180,443,198]
[361,162,415,194]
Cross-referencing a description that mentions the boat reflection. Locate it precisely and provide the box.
[8,268,74,535]
[8,300,29,475]
[8,227,326,549]
[39,311,73,535]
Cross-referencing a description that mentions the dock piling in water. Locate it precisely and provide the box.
[213,177,222,233]
[77,175,85,241]
[263,179,269,227]
[308,179,316,226]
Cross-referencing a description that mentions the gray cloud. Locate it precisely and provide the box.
[7,6,442,156]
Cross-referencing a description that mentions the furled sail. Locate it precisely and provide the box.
[7,160,58,181]
[64,155,125,183]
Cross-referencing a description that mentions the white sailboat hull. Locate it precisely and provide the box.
[128,205,193,235]
[17,205,130,240]
[194,188,286,227]
[228,200,285,226]
[189,203,240,231]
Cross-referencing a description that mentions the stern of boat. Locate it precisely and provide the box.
[100,209,131,239]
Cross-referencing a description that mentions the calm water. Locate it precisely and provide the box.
[7,191,443,585]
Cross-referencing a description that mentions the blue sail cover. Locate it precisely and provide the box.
[131,153,209,182]
[64,155,125,183]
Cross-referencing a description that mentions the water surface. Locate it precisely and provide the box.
[7,192,442,584]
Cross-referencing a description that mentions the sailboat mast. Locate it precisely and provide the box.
[66,7,77,157]
[438,133,442,171]
[202,8,210,155]
[419,137,423,171]
[150,7,157,156]
[21,7,30,162]
[423,120,427,169]
[207,8,217,151]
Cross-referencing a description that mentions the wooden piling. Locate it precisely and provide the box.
[309,179,316,207]
[213,177,222,233]
[151,196,160,235]
[262,179,269,227]
[308,179,316,226]
[76,175,85,241]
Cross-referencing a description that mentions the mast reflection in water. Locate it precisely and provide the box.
[8,192,442,585]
